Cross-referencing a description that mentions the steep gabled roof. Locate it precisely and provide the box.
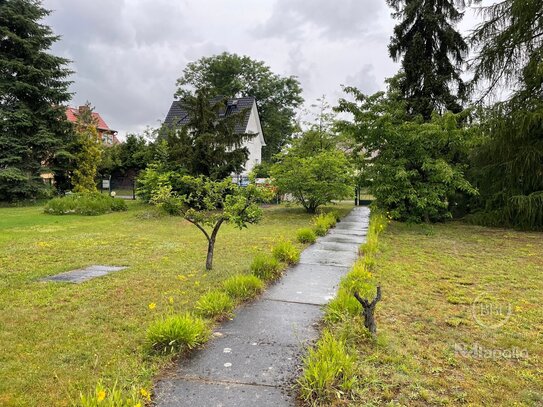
[66,107,115,132]
[164,96,256,134]
[65,107,121,144]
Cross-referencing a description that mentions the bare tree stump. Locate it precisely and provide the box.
[354,286,382,335]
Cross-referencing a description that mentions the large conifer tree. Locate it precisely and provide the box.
[0,0,72,201]
[387,0,467,120]
[468,0,543,230]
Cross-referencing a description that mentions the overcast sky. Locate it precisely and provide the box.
[42,0,485,137]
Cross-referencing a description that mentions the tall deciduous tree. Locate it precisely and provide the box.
[161,90,255,179]
[175,52,304,161]
[387,0,467,120]
[270,129,353,214]
[337,85,478,222]
[0,0,72,201]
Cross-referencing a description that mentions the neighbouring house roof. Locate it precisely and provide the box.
[65,106,121,145]
[164,96,256,134]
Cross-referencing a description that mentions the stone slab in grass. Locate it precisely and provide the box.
[155,378,292,407]
[40,265,127,283]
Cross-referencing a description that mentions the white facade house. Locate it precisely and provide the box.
[163,96,265,177]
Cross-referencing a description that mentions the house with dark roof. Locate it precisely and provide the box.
[163,96,266,176]
[66,106,120,146]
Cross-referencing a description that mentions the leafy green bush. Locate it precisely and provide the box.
[195,290,235,320]
[296,227,317,244]
[44,193,127,215]
[298,330,357,404]
[272,240,300,264]
[146,313,210,354]
[250,253,283,281]
[313,212,337,236]
[223,274,264,301]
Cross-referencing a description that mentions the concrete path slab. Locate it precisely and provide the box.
[263,264,348,305]
[156,379,292,407]
[154,206,370,406]
[299,248,359,267]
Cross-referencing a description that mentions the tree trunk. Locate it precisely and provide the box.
[354,286,382,336]
[205,238,215,270]
[205,218,224,270]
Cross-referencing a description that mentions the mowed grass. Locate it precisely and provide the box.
[0,201,353,406]
[353,221,543,406]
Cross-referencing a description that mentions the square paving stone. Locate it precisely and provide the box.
[328,228,368,239]
[39,265,127,283]
[320,234,366,244]
[314,240,360,252]
[155,378,292,407]
[263,264,348,305]
[175,340,307,387]
[170,301,322,387]
[299,248,359,267]
[218,299,322,345]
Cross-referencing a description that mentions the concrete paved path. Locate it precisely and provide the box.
[154,206,370,407]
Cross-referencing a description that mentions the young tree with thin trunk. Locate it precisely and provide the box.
[152,176,269,270]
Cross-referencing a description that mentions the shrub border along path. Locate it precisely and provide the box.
[153,206,370,406]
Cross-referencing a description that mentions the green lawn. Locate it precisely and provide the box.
[0,201,353,406]
[349,221,543,406]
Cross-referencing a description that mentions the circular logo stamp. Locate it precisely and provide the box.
[471,292,512,329]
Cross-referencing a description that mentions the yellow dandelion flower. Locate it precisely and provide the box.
[148,302,156,310]
[140,388,151,400]
[96,390,106,402]
[194,281,200,287]
[168,297,174,305]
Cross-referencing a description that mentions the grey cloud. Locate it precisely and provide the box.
[254,0,387,40]
[43,0,200,135]
[40,0,404,136]
[287,44,314,93]
[344,64,380,94]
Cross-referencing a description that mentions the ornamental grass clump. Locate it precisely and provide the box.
[223,274,264,301]
[250,253,283,281]
[313,212,337,236]
[146,313,210,354]
[298,329,357,404]
[296,227,317,244]
[195,290,235,320]
[272,240,300,264]
[324,289,363,324]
